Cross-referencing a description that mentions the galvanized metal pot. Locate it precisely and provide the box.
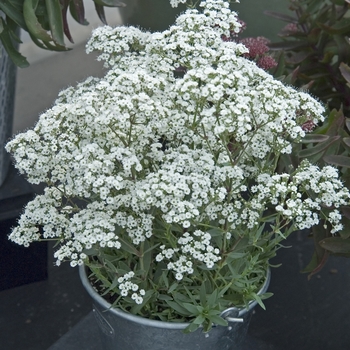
[79,266,270,350]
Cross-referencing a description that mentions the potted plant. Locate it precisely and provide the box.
[5,0,350,348]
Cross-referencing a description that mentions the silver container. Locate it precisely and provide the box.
[79,266,271,350]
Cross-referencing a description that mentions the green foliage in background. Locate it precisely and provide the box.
[0,0,126,67]
[267,0,350,276]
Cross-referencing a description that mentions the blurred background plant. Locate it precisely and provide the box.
[0,0,126,67]
[265,0,350,276]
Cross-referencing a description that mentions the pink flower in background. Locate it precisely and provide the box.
[301,120,316,132]
[257,55,278,70]
[240,36,270,58]
[281,23,300,35]
[239,36,277,70]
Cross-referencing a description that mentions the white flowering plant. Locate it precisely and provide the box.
[6,0,350,333]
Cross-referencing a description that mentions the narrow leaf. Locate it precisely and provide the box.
[94,2,107,24]
[340,62,350,84]
[23,0,53,42]
[182,303,200,315]
[268,41,310,51]
[342,137,350,148]
[323,155,350,168]
[199,282,206,306]
[0,18,29,67]
[298,136,340,158]
[166,300,192,316]
[168,282,178,293]
[94,0,126,7]
[45,0,65,46]
[319,237,350,254]
[184,322,200,333]
[341,206,350,220]
[69,0,88,25]
[0,2,28,30]
[300,134,330,143]
[61,0,74,43]
[264,11,298,23]
[209,315,228,327]
[193,315,205,325]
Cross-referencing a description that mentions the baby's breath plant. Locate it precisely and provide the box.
[6,0,350,333]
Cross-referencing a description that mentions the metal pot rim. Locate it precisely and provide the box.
[79,265,271,329]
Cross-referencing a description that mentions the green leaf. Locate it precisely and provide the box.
[260,292,274,300]
[323,155,350,168]
[158,294,172,301]
[45,0,65,46]
[209,314,228,327]
[306,0,324,14]
[140,240,154,277]
[184,322,200,334]
[301,225,330,279]
[330,0,346,5]
[61,0,74,43]
[168,282,178,293]
[166,300,192,316]
[0,18,29,67]
[319,237,350,254]
[316,109,345,135]
[23,0,53,42]
[268,41,310,51]
[208,227,224,237]
[207,290,218,307]
[298,136,340,158]
[264,11,298,23]
[318,18,350,35]
[102,276,119,295]
[193,314,205,325]
[300,134,330,143]
[94,2,107,24]
[182,302,200,315]
[340,62,350,85]
[0,2,28,30]
[342,137,350,148]
[119,238,140,256]
[94,0,126,7]
[340,216,350,239]
[272,52,286,78]
[160,270,169,288]
[199,281,206,306]
[341,206,350,220]
[250,293,266,310]
[69,0,88,25]
[345,118,350,132]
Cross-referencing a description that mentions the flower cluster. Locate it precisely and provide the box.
[6,0,350,329]
[239,36,277,70]
[118,272,146,305]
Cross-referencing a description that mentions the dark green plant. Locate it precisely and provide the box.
[0,0,126,67]
[267,0,350,114]
[266,0,350,276]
